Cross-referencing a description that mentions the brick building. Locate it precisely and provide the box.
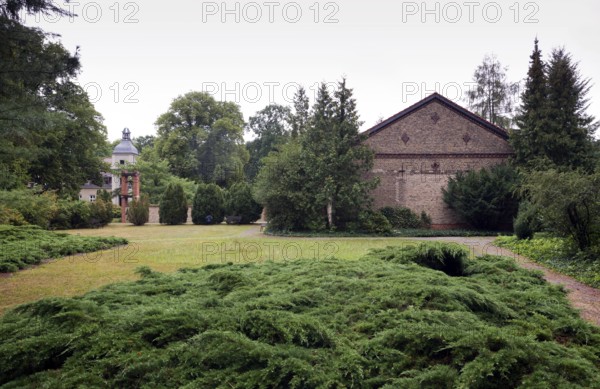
[364,93,513,229]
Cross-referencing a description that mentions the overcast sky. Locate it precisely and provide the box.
[26,0,600,141]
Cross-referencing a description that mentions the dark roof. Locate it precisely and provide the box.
[365,93,509,141]
[113,139,139,155]
[81,182,102,190]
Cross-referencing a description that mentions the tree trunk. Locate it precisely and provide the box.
[327,200,334,229]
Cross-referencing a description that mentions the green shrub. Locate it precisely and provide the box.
[348,210,392,234]
[50,200,91,230]
[226,182,262,224]
[127,194,150,226]
[88,200,113,228]
[1,245,599,387]
[443,164,519,230]
[191,184,226,225]
[159,183,188,225]
[514,201,541,240]
[380,206,429,229]
[0,190,58,228]
[0,206,27,226]
[0,225,127,273]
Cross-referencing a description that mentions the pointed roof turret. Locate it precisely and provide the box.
[113,128,139,155]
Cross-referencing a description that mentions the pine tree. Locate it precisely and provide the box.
[544,48,596,170]
[289,87,310,139]
[159,183,188,225]
[512,38,548,169]
[127,194,150,226]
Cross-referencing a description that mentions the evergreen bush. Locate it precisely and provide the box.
[226,182,262,224]
[192,184,225,225]
[127,194,150,226]
[159,183,188,225]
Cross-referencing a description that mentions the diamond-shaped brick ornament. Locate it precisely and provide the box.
[431,112,440,124]
[401,133,410,145]
[463,133,472,144]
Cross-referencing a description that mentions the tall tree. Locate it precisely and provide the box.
[301,80,376,230]
[511,38,548,169]
[244,104,291,181]
[466,54,519,128]
[543,48,596,170]
[289,87,310,138]
[155,92,248,187]
[0,0,107,196]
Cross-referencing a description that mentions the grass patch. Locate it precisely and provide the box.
[496,236,600,289]
[1,243,599,387]
[268,229,511,238]
[0,224,421,314]
[0,226,127,273]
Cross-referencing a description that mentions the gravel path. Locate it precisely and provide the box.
[413,237,600,327]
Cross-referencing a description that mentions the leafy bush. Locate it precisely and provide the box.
[0,190,58,228]
[1,245,599,387]
[127,194,150,226]
[192,183,226,225]
[88,200,113,228]
[0,225,127,273]
[0,206,27,226]
[443,164,519,230]
[379,206,431,229]
[226,182,262,224]
[514,201,542,240]
[159,183,188,225]
[347,210,392,234]
[50,200,91,230]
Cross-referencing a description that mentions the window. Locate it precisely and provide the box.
[90,195,96,202]
[120,160,125,165]
[79,194,82,200]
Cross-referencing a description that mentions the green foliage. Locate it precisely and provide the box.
[0,206,27,226]
[380,206,430,229]
[132,148,197,205]
[255,80,376,232]
[0,190,58,228]
[521,169,600,251]
[512,40,597,171]
[192,183,225,225]
[245,104,291,181]
[497,236,600,288]
[443,164,519,230]
[1,244,600,387]
[514,201,542,240]
[0,10,108,197]
[159,183,188,225]
[466,54,519,128]
[347,210,392,235]
[88,200,113,228]
[155,92,248,187]
[49,199,91,229]
[127,194,150,226]
[0,225,127,273]
[226,182,262,224]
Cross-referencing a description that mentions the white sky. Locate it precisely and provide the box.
[25,0,600,142]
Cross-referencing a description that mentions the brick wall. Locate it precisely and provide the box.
[364,99,512,228]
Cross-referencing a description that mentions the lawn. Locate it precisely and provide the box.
[0,224,419,314]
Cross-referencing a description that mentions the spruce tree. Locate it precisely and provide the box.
[289,87,310,138]
[544,48,596,170]
[512,38,548,169]
[159,183,188,225]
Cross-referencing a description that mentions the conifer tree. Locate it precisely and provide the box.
[159,183,188,225]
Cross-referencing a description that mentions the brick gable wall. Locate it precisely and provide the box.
[364,100,512,228]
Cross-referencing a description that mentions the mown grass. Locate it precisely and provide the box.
[1,243,599,388]
[496,236,600,288]
[0,224,420,314]
[0,225,127,273]
[269,229,510,238]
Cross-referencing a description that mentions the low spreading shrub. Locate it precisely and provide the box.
[0,225,127,273]
[0,190,58,228]
[1,243,599,387]
[379,206,427,229]
[347,210,392,234]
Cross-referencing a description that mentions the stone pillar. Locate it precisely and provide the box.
[120,175,128,223]
[132,173,140,200]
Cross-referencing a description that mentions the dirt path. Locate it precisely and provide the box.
[413,237,600,327]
